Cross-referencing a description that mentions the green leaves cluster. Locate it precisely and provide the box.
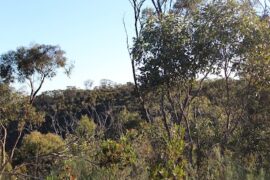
[20,131,65,157]
[0,44,70,84]
[99,137,137,168]
[150,125,186,179]
[133,0,270,89]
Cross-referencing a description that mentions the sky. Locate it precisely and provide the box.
[0,0,136,92]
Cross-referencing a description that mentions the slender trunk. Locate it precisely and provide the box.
[34,150,39,178]
[160,91,171,140]
[183,113,193,165]
[10,129,23,161]
[131,58,152,122]
[166,89,179,124]
[125,0,152,123]
[222,59,231,154]
[178,89,194,165]
[29,75,46,105]
[1,126,7,167]
[0,126,7,176]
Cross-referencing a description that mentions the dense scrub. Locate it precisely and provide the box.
[0,79,269,179]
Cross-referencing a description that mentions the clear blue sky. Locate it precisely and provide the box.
[0,0,136,92]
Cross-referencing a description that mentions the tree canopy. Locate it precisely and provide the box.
[0,44,73,104]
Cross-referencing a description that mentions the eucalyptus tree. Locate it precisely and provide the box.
[130,0,213,165]
[130,0,270,165]
[194,0,270,151]
[0,44,73,104]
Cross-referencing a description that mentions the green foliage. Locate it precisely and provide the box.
[18,131,65,178]
[20,131,65,156]
[99,137,137,168]
[0,44,73,104]
[0,84,44,126]
[75,116,96,138]
[133,13,204,88]
[149,124,186,179]
[187,146,270,180]
[105,108,143,139]
[0,44,71,84]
